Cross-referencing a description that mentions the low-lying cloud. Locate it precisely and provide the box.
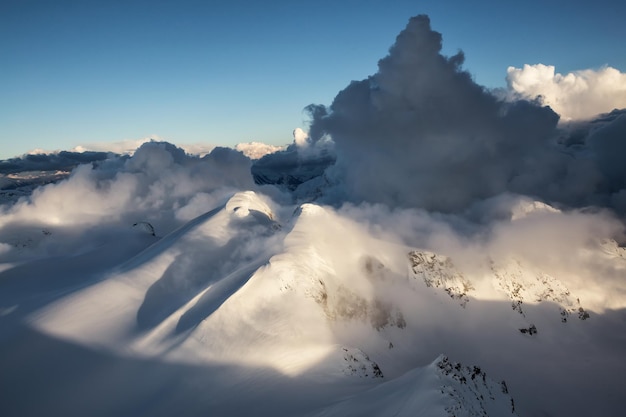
[0,142,256,256]
[0,151,113,175]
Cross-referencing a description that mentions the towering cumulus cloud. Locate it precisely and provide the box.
[306,15,626,215]
[507,64,626,121]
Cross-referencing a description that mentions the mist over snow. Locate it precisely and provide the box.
[506,64,626,121]
[0,141,257,252]
[1,13,626,417]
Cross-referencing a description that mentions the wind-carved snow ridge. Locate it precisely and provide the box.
[409,251,474,308]
[225,190,275,220]
[30,190,284,355]
[436,355,518,417]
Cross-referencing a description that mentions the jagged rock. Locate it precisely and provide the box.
[409,250,474,307]
[436,355,518,416]
[132,221,156,236]
[341,347,384,379]
[490,257,590,322]
[519,324,538,335]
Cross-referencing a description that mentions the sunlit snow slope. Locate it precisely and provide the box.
[0,190,619,417]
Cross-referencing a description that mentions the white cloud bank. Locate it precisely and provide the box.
[506,64,626,121]
[72,137,217,157]
[0,142,256,245]
[72,138,154,155]
[235,141,284,160]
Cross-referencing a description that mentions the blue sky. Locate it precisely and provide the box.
[1,0,625,160]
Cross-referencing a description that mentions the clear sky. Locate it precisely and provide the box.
[1,0,625,160]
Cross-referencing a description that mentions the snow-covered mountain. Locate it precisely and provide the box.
[1,190,623,416]
[2,12,626,417]
[311,355,517,417]
[0,171,71,205]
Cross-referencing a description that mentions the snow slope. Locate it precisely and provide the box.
[314,355,517,417]
[0,191,621,416]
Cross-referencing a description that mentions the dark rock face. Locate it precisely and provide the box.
[251,148,335,191]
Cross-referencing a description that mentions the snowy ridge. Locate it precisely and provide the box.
[409,251,474,307]
[31,191,282,352]
[311,355,517,417]
[490,257,590,322]
[271,204,408,334]
[8,196,625,416]
[408,249,592,324]
[0,171,71,205]
[341,347,384,378]
[435,355,517,417]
